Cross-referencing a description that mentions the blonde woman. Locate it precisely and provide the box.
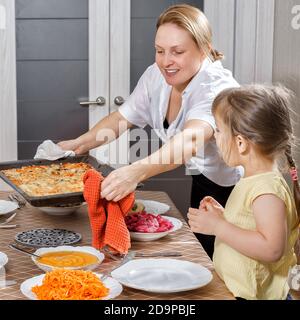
[188,85,300,299]
[59,4,242,258]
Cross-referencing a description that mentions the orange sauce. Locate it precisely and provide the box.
[37,251,99,268]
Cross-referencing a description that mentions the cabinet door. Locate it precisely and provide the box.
[14,0,130,165]
[15,0,95,159]
[14,0,126,159]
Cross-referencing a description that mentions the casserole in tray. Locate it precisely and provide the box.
[0,155,114,207]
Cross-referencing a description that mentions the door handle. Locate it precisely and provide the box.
[80,96,106,107]
[114,96,125,106]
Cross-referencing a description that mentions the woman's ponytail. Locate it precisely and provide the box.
[210,48,224,61]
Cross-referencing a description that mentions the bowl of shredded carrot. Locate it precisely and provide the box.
[20,269,123,300]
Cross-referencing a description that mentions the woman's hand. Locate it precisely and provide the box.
[101,164,143,202]
[58,139,88,155]
[58,112,133,156]
[187,197,225,236]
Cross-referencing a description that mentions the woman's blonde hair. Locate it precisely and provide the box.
[156,4,223,61]
[212,84,300,218]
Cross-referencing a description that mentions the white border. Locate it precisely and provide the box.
[88,0,130,163]
[0,0,17,191]
[88,0,110,131]
[0,0,17,162]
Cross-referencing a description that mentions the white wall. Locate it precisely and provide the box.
[204,0,274,84]
[204,0,235,72]
[273,0,300,166]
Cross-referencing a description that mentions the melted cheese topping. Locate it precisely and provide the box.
[1,162,92,196]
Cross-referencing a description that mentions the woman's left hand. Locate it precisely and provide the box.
[101,164,142,202]
[187,202,225,236]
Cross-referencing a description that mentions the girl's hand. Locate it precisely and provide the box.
[101,164,142,202]
[187,199,225,236]
[199,196,224,213]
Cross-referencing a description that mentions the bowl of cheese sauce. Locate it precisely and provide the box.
[32,246,104,272]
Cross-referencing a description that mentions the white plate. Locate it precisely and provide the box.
[111,258,213,293]
[129,216,183,242]
[38,203,86,216]
[136,199,170,215]
[32,245,105,272]
[0,200,18,215]
[20,273,122,300]
[0,252,8,267]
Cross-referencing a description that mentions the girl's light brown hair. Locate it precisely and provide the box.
[212,84,300,218]
[156,4,223,61]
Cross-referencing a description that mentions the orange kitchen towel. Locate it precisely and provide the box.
[83,169,135,254]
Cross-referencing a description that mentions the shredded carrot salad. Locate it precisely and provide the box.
[32,269,109,300]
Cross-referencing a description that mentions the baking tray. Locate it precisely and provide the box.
[0,155,118,207]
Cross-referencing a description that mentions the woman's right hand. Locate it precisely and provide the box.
[57,139,88,155]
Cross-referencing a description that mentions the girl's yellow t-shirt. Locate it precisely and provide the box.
[213,171,299,300]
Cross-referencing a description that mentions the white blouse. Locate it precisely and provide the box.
[119,58,242,186]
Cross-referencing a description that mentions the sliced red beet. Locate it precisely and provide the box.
[125,212,174,233]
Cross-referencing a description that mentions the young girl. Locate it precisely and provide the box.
[188,84,300,300]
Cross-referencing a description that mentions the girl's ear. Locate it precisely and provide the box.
[235,134,248,154]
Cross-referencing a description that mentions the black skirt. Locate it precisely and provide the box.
[190,174,235,259]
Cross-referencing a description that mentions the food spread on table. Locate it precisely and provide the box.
[1,162,92,196]
[0,191,219,300]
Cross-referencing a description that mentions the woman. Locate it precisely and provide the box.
[59,4,242,258]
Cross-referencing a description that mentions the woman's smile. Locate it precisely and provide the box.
[164,68,180,77]
[155,23,203,92]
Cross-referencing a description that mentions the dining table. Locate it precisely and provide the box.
[0,189,236,300]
